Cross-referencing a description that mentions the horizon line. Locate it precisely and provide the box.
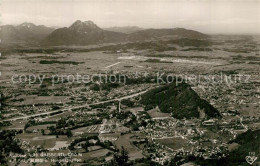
[1,20,260,35]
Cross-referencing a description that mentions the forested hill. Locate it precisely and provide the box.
[140,82,221,119]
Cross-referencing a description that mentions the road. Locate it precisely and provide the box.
[0,79,11,83]
[105,62,121,68]
[1,89,149,122]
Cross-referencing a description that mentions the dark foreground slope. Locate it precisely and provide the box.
[223,129,260,165]
[140,82,221,119]
[191,129,260,166]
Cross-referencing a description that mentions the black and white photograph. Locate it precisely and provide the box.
[0,0,260,165]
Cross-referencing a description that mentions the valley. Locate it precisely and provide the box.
[0,20,260,166]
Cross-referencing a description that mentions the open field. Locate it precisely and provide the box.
[115,133,144,160]
[154,137,190,150]
[148,108,171,118]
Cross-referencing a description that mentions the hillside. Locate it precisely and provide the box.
[223,129,260,165]
[193,129,260,165]
[127,28,208,41]
[140,82,221,119]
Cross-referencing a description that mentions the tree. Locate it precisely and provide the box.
[66,129,73,138]
[48,126,56,134]
[110,146,129,166]
[41,129,45,135]
[57,118,67,129]
[0,153,7,165]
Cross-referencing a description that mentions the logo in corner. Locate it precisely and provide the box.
[245,152,258,165]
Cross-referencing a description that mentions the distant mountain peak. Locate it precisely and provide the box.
[18,22,36,28]
[69,20,101,33]
[83,20,96,26]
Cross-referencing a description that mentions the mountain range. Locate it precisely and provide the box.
[0,22,55,44]
[0,20,208,46]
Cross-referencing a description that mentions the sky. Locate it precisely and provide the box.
[1,0,260,34]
